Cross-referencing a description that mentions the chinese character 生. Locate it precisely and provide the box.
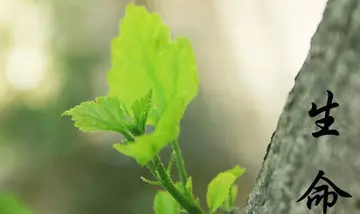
[308,90,339,138]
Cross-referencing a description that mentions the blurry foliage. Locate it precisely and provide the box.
[0,1,251,214]
[0,192,33,214]
[0,52,136,214]
[0,1,157,214]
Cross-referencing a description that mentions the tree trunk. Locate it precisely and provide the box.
[236,0,360,213]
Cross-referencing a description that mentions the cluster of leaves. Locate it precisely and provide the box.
[63,3,245,214]
[63,2,197,166]
[154,165,245,214]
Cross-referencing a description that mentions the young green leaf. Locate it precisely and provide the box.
[222,184,239,210]
[185,176,194,199]
[206,165,245,213]
[62,89,152,142]
[230,184,239,206]
[107,3,198,126]
[125,89,153,136]
[225,165,246,179]
[174,182,185,194]
[167,151,176,175]
[206,173,236,214]
[63,3,199,166]
[140,176,161,186]
[113,97,185,165]
[109,3,198,165]
[154,190,180,214]
[61,96,129,134]
[153,182,184,214]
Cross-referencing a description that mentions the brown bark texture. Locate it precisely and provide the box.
[236,0,360,213]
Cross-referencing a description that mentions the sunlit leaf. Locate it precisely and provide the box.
[154,191,180,214]
[206,165,245,213]
[113,98,185,165]
[206,172,236,213]
[63,3,199,166]
[153,182,183,214]
[109,3,198,165]
[62,96,128,134]
[225,165,245,179]
[185,176,194,199]
[222,184,239,209]
[126,88,153,136]
[62,89,153,141]
[107,3,198,127]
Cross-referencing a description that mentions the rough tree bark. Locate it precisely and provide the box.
[235,0,360,213]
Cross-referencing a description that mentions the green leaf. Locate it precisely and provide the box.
[63,3,199,166]
[167,151,176,175]
[154,191,180,214]
[61,96,129,134]
[185,176,194,199]
[62,89,153,141]
[107,3,198,126]
[140,176,161,186]
[125,88,153,136]
[0,192,33,214]
[153,182,183,214]
[109,3,198,165]
[206,173,236,213]
[113,97,185,165]
[222,184,239,209]
[174,182,185,194]
[225,165,246,179]
[206,165,245,213]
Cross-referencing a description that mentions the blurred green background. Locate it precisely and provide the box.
[0,0,327,213]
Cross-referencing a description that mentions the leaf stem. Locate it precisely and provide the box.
[123,134,158,180]
[123,132,204,213]
[146,161,159,180]
[172,139,188,191]
[152,155,205,214]
[167,151,176,175]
